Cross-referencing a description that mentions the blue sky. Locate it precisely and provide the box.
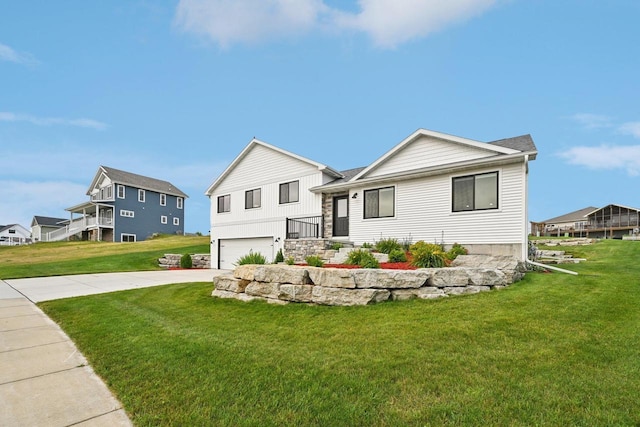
[1,1,639,233]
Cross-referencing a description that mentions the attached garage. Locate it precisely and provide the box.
[218,237,274,269]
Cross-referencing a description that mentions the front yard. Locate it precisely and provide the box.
[38,239,640,425]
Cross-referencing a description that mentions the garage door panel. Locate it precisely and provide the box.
[219,237,274,269]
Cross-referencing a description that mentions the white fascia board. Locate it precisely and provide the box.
[205,138,342,196]
[85,166,108,196]
[351,129,520,182]
[310,151,529,193]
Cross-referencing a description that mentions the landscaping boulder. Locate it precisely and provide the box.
[353,269,429,289]
[278,284,314,303]
[311,286,390,306]
[213,275,250,293]
[234,265,259,281]
[451,255,526,283]
[253,265,311,285]
[429,267,470,287]
[466,268,507,287]
[306,267,356,289]
[390,287,446,301]
[212,289,261,302]
[245,281,282,299]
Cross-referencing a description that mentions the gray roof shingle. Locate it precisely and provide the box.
[488,134,537,152]
[100,166,188,198]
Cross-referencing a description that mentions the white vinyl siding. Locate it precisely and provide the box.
[349,162,525,246]
[365,135,497,179]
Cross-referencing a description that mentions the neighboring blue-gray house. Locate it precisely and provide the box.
[46,166,188,242]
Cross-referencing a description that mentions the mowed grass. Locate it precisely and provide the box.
[38,239,640,426]
[0,235,210,279]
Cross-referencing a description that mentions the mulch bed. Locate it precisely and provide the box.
[317,262,418,270]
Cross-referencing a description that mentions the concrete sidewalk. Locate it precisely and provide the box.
[0,269,225,426]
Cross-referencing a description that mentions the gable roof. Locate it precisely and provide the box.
[584,204,640,217]
[0,224,29,234]
[31,216,67,227]
[539,206,599,224]
[89,166,188,198]
[350,129,535,182]
[205,138,343,195]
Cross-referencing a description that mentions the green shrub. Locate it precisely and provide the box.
[375,237,402,254]
[305,255,325,267]
[361,242,373,248]
[446,243,468,261]
[410,241,446,268]
[388,248,407,263]
[285,256,295,265]
[180,253,193,269]
[236,251,266,266]
[345,249,380,269]
[330,242,343,250]
[274,249,285,263]
[401,236,413,251]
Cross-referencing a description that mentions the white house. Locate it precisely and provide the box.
[0,224,31,245]
[205,128,537,269]
[31,216,67,242]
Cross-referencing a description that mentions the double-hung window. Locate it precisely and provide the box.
[452,171,498,212]
[364,187,395,219]
[160,194,166,206]
[177,197,183,209]
[138,189,145,203]
[217,194,230,213]
[279,181,299,204]
[161,215,168,224]
[245,188,261,209]
[117,185,125,199]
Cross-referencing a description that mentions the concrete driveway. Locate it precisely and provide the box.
[0,268,227,426]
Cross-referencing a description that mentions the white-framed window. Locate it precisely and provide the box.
[364,186,395,219]
[121,233,136,242]
[173,217,180,226]
[177,197,183,209]
[161,215,168,224]
[217,195,230,213]
[452,171,499,212]
[160,193,166,206]
[245,188,261,209]
[117,185,125,199]
[138,189,145,203]
[279,180,299,204]
[120,209,135,218]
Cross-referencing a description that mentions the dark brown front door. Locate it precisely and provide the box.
[333,196,349,237]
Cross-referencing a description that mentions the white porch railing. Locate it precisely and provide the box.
[44,215,112,242]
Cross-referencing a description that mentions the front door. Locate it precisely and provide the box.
[333,196,349,237]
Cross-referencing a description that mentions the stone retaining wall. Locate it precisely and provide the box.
[212,255,526,306]
[158,253,211,269]
[283,239,337,263]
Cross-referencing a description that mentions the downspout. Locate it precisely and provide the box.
[523,154,578,275]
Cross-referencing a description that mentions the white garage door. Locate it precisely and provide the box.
[219,237,274,270]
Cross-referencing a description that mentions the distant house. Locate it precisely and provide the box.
[205,128,537,269]
[533,204,640,238]
[0,224,31,245]
[31,216,67,242]
[531,206,597,237]
[45,166,188,242]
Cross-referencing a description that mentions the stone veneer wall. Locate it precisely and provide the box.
[283,239,336,263]
[212,255,526,306]
[158,253,211,269]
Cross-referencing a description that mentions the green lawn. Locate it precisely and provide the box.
[37,239,640,426]
[0,235,209,279]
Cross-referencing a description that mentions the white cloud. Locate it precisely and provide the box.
[0,112,107,131]
[619,122,640,139]
[174,0,498,48]
[0,180,88,229]
[0,42,38,65]
[570,113,613,130]
[336,0,497,48]
[175,0,328,48]
[558,145,640,176]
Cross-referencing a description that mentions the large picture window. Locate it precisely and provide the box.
[452,171,498,212]
[279,181,299,204]
[364,186,395,219]
[217,194,230,213]
[245,188,261,209]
